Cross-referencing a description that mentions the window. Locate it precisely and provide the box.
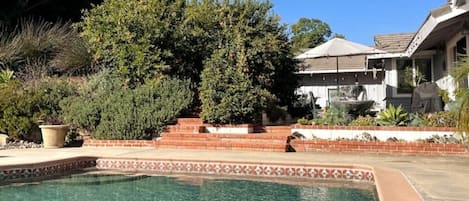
[415,59,432,83]
[396,58,433,94]
[397,59,413,94]
[453,36,467,65]
[453,37,468,87]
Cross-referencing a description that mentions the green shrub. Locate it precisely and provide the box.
[377,104,409,126]
[78,0,185,86]
[0,80,36,139]
[424,111,457,127]
[199,48,267,124]
[297,117,311,125]
[61,70,193,140]
[325,106,351,125]
[408,113,426,127]
[60,69,126,133]
[314,105,351,126]
[0,78,75,140]
[349,116,376,126]
[438,89,450,104]
[95,78,193,140]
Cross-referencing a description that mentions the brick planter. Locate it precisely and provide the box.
[203,124,254,134]
[290,140,467,155]
[292,124,456,142]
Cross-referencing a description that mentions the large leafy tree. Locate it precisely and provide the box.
[290,18,332,52]
[78,0,186,87]
[198,0,297,123]
[79,0,298,123]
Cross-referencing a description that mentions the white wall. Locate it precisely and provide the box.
[292,128,456,142]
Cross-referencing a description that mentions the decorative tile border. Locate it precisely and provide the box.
[0,157,374,184]
[95,159,374,183]
[0,158,96,184]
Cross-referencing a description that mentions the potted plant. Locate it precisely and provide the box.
[38,114,69,148]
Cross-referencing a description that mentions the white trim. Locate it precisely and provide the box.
[296,69,370,74]
[368,50,437,59]
[406,4,469,56]
[368,53,407,59]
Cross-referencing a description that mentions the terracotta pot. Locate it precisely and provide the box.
[39,125,69,148]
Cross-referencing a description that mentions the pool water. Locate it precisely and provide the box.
[0,174,377,201]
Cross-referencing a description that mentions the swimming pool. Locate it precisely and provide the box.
[0,174,378,201]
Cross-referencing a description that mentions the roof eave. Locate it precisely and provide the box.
[405,4,469,56]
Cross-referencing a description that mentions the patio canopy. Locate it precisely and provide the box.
[295,38,386,59]
[295,38,386,93]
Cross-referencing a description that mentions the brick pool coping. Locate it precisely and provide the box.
[0,156,422,201]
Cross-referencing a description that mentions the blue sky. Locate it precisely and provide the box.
[271,0,445,45]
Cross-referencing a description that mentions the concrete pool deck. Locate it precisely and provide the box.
[1,148,468,201]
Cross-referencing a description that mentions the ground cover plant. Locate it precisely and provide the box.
[60,70,193,140]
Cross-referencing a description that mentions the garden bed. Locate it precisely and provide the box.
[292,125,456,142]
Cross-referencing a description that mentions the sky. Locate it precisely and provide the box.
[271,0,445,45]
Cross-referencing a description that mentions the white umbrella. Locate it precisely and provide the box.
[295,38,386,97]
[295,38,385,59]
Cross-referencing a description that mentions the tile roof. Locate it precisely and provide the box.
[374,33,415,53]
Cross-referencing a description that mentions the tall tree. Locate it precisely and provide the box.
[78,0,186,87]
[198,0,298,123]
[290,18,332,52]
[79,0,298,122]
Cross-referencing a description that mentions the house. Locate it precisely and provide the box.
[369,0,469,111]
[297,0,469,112]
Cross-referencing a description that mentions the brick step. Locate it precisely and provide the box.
[161,133,290,140]
[218,138,286,143]
[164,125,204,133]
[156,145,286,152]
[160,136,287,143]
[158,140,285,146]
[156,140,286,152]
[176,118,204,125]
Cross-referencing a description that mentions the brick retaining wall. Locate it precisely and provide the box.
[290,140,467,155]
